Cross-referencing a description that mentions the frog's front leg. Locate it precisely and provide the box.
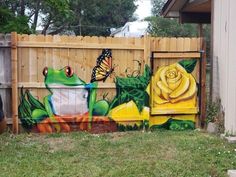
[88,82,98,123]
[43,95,61,132]
[88,82,109,117]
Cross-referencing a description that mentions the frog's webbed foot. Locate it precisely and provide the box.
[48,115,61,132]
[32,109,62,132]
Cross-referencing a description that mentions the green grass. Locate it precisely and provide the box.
[0,130,236,177]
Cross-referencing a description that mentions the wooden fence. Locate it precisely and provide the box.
[0,32,204,133]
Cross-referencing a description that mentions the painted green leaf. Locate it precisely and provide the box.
[110,65,151,112]
[178,59,197,73]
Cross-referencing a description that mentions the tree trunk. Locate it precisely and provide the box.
[48,23,68,35]
[41,15,52,35]
[32,0,41,32]
[20,0,25,16]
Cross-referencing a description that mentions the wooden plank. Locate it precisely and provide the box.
[75,36,86,81]
[200,41,207,128]
[59,35,70,68]
[28,35,38,101]
[144,36,150,71]
[151,107,199,115]
[169,38,177,51]
[153,52,201,58]
[134,37,144,74]
[36,35,46,101]
[11,32,18,134]
[17,41,144,50]
[183,38,191,51]
[18,35,29,83]
[83,36,92,82]
[176,38,184,51]
[0,35,12,118]
[52,35,61,69]
[68,36,78,77]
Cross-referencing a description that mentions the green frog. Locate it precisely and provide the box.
[31,66,109,131]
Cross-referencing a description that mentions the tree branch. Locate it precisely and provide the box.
[48,23,69,35]
[20,0,25,16]
[32,0,41,31]
[41,15,52,35]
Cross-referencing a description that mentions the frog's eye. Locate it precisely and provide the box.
[43,67,48,77]
[65,66,74,77]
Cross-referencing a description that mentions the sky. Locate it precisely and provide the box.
[134,0,152,20]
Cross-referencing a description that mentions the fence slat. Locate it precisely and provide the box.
[11,32,18,134]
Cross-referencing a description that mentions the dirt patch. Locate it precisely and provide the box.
[30,134,76,152]
[106,131,139,141]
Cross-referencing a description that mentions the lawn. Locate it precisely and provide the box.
[0,130,236,177]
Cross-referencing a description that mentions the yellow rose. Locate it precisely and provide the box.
[153,63,197,104]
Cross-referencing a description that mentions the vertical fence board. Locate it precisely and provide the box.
[11,32,18,133]
[0,34,12,119]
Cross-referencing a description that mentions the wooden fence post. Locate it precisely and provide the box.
[11,32,18,134]
[144,35,151,67]
[200,38,207,128]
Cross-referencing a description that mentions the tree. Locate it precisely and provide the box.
[151,0,167,16]
[0,3,31,33]
[67,0,137,36]
[147,0,198,37]
[147,16,198,37]
[0,0,137,36]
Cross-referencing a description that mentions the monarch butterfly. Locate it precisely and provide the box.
[91,49,114,82]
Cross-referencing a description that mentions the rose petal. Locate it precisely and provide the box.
[167,72,182,83]
[160,66,169,87]
[168,79,182,90]
[157,81,173,94]
[169,74,190,98]
[154,66,165,82]
[153,92,169,104]
[170,74,197,103]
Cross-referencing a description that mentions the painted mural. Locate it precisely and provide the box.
[18,49,198,133]
[150,59,198,130]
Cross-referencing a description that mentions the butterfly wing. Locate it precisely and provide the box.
[91,49,113,82]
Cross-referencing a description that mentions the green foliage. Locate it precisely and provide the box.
[0,0,136,35]
[26,90,45,111]
[70,0,137,36]
[151,119,195,131]
[0,7,31,33]
[18,88,47,129]
[178,59,197,73]
[151,0,167,16]
[117,123,140,131]
[110,65,151,112]
[169,120,195,130]
[18,89,35,129]
[39,0,74,34]
[206,100,220,123]
[147,16,198,37]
